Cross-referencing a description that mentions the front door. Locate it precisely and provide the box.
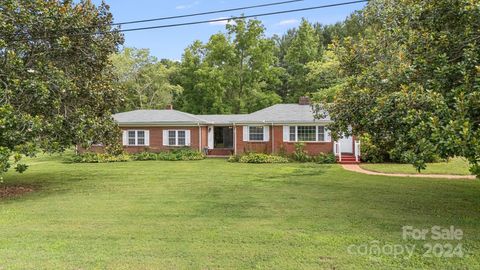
[214,126,233,149]
[339,135,353,153]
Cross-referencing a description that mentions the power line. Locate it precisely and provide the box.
[112,0,305,26]
[11,0,368,41]
[114,0,368,34]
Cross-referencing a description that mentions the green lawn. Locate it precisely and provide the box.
[1,155,479,269]
[360,157,472,175]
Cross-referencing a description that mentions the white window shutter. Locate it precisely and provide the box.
[283,126,289,142]
[185,130,191,146]
[325,127,331,142]
[263,126,270,141]
[144,130,150,146]
[122,130,128,146]
[207,126,214,149]
[243,126,249,141]
[163,130,169,146]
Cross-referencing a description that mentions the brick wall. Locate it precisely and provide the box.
[235,125,334,155]
[79,126,209,154]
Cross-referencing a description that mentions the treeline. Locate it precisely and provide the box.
[112,15,363,114]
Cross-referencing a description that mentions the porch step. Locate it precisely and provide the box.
[336,154,360,164]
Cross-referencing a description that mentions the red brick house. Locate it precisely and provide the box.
[95,98,360,162]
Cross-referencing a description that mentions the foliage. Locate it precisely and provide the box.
[307,49,345,103]
[324,0,480,177]
[283,19,321,102]
[74,149,205,163]
[313,153,336,164]
[290,142,336,163]
[359,134,390,163]
[0,0,124,177]
[131,151,158,161]
[177,18,282,114]
[71,153,130,163]
[228,153,289,163]
[156,148,205,161]
[291,142,310,162]
[111,48,183,111]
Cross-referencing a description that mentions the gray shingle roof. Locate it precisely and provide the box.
[239,104,330,123]
[196,114,246,124]
[113,109,207,125]
[113,104,330,125]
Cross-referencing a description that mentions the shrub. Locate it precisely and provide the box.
[314,153,336,164]
[227,155,241,162]
[291,142,312,162]
[157,148,205,161]
[71,152,130,163]
[359,134,390,163]
[132,152,158,161]
[231,153,289,163]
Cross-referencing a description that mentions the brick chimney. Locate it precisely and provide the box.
[165,104,173,110]
[299,96,311,105]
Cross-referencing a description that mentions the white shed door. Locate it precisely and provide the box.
[339,135,353,153]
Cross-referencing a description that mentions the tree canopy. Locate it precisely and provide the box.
[325,0,480,175]
[0,0,123,177]
[110,47,182,111]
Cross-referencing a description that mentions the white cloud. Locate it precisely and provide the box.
[209,17,235,26]
[276,19,299,26]
[175,0,200,10]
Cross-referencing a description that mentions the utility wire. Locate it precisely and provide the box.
[112,0,368,33]
[11,0,367,41]
[112,0,305,26]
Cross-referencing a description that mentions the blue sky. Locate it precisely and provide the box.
[93,0,366,60]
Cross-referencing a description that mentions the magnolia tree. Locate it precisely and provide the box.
[0,0,124,178]
[321,0,480,177]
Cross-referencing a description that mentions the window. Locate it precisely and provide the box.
[177,130,186,146]
[166,130,189,146]
[137,131,145,145]
[318,126,325,142]
[289,126,296,141]
[128,131,136,145]
[249,126,264,141]
[297,126,316,141]
[126,130,147,146]
[287,126,328,142]
[168,130,176,146]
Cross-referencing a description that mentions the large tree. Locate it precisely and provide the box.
[111,47,182,111]
[283,19,321,102]
[0,0,124,177]
[325,0,480,176]
[177,18,282,114]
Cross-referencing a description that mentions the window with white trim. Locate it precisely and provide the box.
[288,126,328,142]
[318,126,325,142]
[298,126,316,141]
[127,130,147,146]
[167,130,187,146]
[249,126,264,141]
[289,126,296,141]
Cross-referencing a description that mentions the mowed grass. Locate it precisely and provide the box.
[0,155,479,269]
[360,157,472,175]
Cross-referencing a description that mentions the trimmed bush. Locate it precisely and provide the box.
[229,153,289,164]
[132,148,205,161]
[71,153,130,163]
[132,152,158,161]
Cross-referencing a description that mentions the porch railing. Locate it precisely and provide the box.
[334,141,342,162]
[354,140,361,162]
